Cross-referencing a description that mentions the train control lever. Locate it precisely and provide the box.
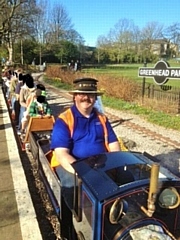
[141,163,160,217]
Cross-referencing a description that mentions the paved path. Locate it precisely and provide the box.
[0,86,42,240]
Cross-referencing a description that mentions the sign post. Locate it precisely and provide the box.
[142,62,147,103]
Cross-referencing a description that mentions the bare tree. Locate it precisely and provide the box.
[0,0,27,74]
[46,3,73,44]
[140,22,164,49]
[164,23,180,56]
[38,2,85,63]
[33,0,50,65]
[0,0,24,40]
[34,0,50,43]
[0,0,23,63]
[99,19,139,63]
[96,35,110,63]
[66,29,84,45]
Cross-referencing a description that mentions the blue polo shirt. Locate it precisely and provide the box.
[51,105,118,159]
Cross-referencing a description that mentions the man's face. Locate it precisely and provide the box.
[74,93,96,111]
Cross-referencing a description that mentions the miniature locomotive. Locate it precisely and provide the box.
[27,120,180,240]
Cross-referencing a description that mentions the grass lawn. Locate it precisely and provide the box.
[82,62,180,88]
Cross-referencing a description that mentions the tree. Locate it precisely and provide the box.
[0,0,39,64]
[52,40,79,63]
[112,19,140,63]
[0,0,24,64]
[33,0,49,65]
[95,19,140,63]
[0,0,24,40]
[140,22,164,62]
[45,3,73,44]
[95,35,108,63]
[164,23,180,57]
[14,38,38,64]
[33,2,85,64]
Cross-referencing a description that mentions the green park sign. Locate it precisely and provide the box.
[138,60,180,85]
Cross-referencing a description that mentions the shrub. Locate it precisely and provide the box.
[45,65,139,102]
[45,65,180,114]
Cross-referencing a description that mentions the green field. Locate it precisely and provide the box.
[82,62,180,88]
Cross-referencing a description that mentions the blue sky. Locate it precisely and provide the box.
[50,0,180,46]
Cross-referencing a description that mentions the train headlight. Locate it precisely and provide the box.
[158,187,180,209]
[109,198,128,224]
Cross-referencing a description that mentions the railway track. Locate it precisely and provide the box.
[120,119,180,149]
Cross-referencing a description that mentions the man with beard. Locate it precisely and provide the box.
[50,78,120,239]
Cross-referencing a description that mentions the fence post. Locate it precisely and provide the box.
[178,91,180,114]
[147,84,150,98]
[0,62,2,85]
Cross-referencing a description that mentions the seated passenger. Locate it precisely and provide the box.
[36,83,46,91]
[50,78,120,239]
[18,74,36,134]
[51,78,120,196]
[29,89,51,117]
[21,89,52,135]
[9,68,23,121]
[14,73,25,128]
[2,67,11,99]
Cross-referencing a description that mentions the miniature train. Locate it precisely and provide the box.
[1,78,180,240]
[24,116,180,240]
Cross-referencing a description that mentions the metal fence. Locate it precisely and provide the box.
[140,82,180,114]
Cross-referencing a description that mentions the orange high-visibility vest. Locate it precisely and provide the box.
[51,108,110,167]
